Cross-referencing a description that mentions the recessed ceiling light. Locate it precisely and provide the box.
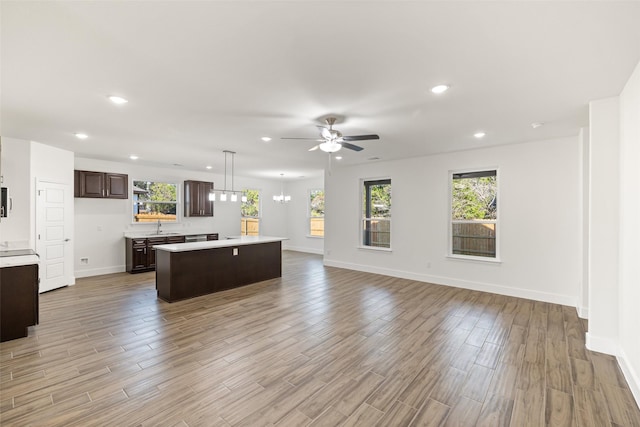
[129,155,138,160]
[75,133,88,139]
[109,96,128,104]
[531,122,544,129]
[474,132,486,139]
[431,84,450,94]
[206,165,212,170]
[261,137,272,142]
[335,156,342,160]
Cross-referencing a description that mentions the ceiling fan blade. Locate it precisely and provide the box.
[342,134,380,142]
[308,145,319,151]
[281,137,324,141]
[341,142,364,151]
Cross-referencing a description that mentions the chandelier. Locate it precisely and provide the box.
[273,173,291,203]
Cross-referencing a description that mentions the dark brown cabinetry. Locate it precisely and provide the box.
[184,180,213,217]
[156,241,282,302]
[75,170,128,199]
[126,235,186,273]
[0,263,39,342]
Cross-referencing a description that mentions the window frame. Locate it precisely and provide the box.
[360,177,392,251]
[131,179,180,224]
[308,188,325,238]
[448,168,500,262]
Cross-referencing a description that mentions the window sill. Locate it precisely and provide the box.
[358,245,392,252]
[446,254,502,264]
[306,235,324,239]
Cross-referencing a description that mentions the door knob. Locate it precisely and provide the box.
[64,238,71,242]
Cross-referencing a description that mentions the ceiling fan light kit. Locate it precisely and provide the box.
[319,141,342,153]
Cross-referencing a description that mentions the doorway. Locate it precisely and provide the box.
[36,181,73,293]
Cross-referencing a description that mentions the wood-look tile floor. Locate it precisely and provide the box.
[1,251,639,426]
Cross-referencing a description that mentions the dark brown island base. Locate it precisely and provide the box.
[154,236,287,302]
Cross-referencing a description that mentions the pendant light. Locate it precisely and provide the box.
[208,150,242,202]
[273,173,291,203]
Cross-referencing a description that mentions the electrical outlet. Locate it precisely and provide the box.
[80,257,89,264]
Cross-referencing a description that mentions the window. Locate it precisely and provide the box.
[362,179,391,248]
[132,180,178,223]
[450,170,498,259]
[309,189,325,237]
[241,189,260,236]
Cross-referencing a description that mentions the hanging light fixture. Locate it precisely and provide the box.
[208,150,242,202]
[273,173,291,203]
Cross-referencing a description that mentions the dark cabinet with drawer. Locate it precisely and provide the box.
[126,235,187,273]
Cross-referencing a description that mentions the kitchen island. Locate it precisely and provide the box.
[154,236,287,302]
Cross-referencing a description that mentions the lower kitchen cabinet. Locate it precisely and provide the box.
[125,235,186,273]
[0,263,39,342]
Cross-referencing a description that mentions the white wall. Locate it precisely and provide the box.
[618,60,640,404]
[587,97,620,355]
[74,157,290,277]
[0,138,31,244]
[282,176,324,254]
[325,136,582,306]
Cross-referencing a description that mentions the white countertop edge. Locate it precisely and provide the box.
[154,236,288,252]
[0,255,40,268]
[123,230,219,238]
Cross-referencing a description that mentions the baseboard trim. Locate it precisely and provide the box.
[585,332,619,356]
[283,245,324,255]
[323,258,577,307]
[618,347,640,409]
[75,265,125,278]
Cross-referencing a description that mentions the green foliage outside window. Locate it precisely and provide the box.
[133,180,178,221]
[363,182,391,218]
[452,175,496,220]
[241,189,260,217]
[310,189,324,217]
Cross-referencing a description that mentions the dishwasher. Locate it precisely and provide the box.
[184,234,207,243]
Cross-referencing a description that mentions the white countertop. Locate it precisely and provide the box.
[154,236,287,252]
[0,255,39,268]
[123,230,218,238]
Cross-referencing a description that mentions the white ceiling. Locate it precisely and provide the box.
[2,1,640,180]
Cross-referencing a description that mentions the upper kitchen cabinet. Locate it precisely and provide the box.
[184,180,213,217]
[75,170,128,199]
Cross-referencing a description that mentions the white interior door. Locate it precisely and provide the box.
[36,181,72,293]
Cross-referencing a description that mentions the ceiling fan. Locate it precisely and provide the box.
[281,117,380,153]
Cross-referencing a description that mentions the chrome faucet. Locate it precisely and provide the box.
[156,219,162,234]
